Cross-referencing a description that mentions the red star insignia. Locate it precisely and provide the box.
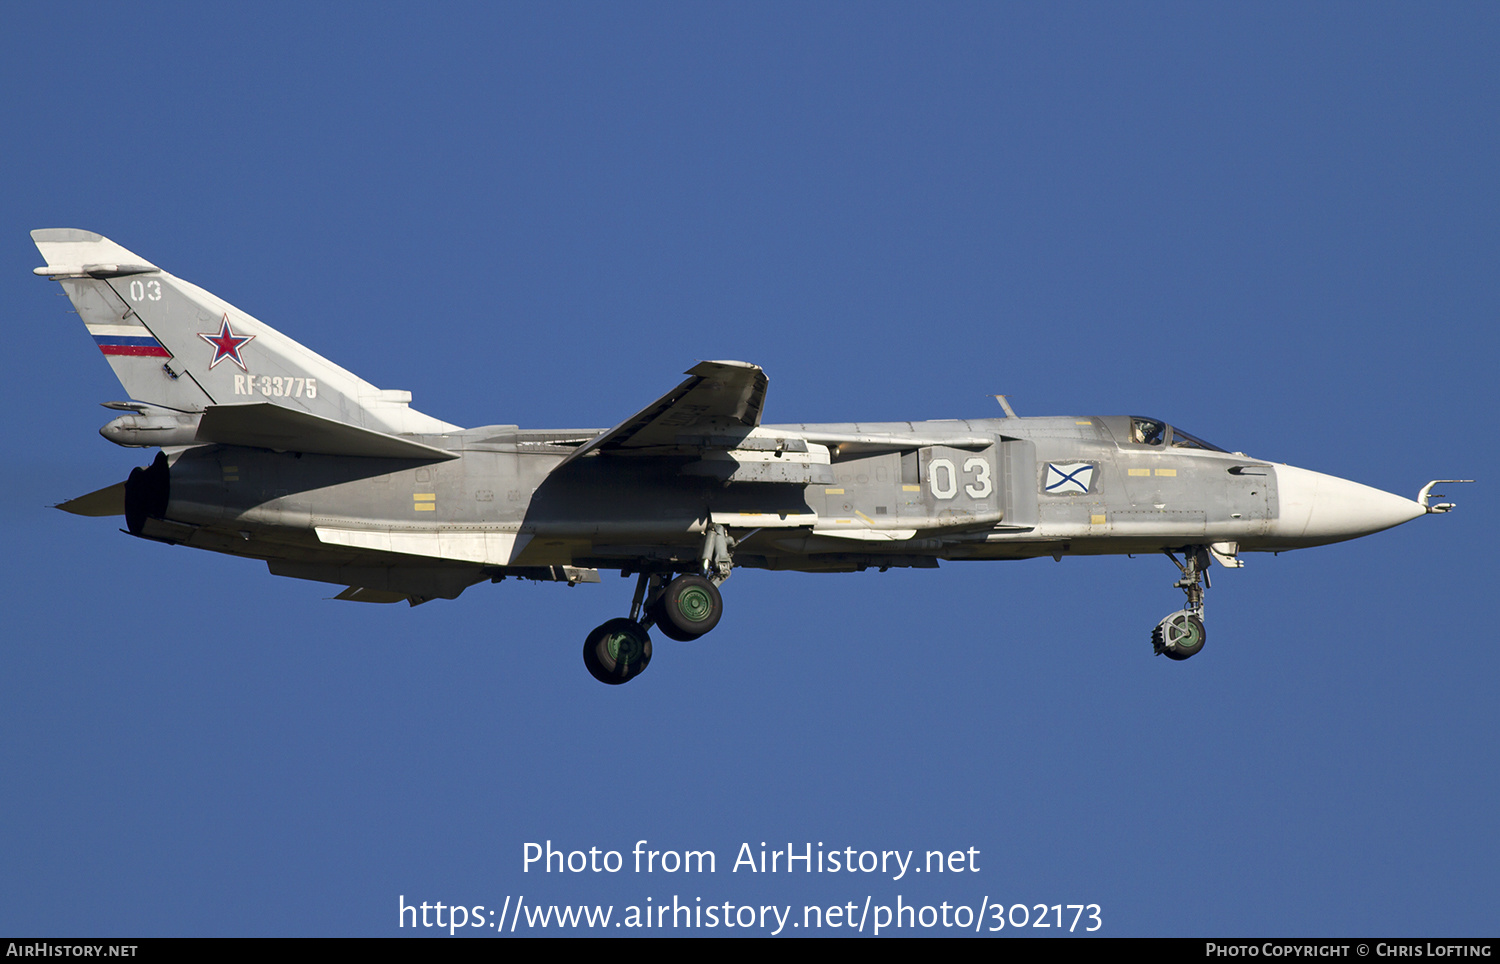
[198,314,255,371]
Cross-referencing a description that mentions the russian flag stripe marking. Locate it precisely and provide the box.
[94,335,170,358]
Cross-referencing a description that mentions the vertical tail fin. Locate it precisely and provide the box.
[32,229,456,435]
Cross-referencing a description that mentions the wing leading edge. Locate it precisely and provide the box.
[562,361,767,462]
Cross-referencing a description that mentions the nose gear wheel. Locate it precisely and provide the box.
[1153,610,1205,660]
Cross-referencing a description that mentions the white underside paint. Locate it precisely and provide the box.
[315,526,529,566]
[1270,465,1425,542]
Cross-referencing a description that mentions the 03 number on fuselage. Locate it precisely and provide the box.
[928,457,991,500]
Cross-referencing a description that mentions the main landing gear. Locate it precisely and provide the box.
[581,524,734,685]
[648,573,724,641]
[1153,546,1209,661]
[582,618,653,685]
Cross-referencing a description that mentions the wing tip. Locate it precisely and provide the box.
[32,227,103,243]
[692,359,760,372]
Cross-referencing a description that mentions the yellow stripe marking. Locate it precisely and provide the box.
[1128,468,1150,477]
[834,519,852,524]
[1091,514,1107,525]
[902,485,920,492]
[824,488,845,495]
[1155,468,1177,477]
[855,510,874,524]
[1075,420,1092,425]
[414,504,436,511]
[413,493,436,501]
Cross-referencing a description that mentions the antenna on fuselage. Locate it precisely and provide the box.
[992,395,1018,418]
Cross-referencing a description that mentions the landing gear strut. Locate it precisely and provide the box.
[580,525,735,683]
[1154,546,1209,661]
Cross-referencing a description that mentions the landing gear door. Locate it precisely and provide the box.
[1000,438,1038,527]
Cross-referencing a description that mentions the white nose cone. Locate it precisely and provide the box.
[1272,465,1425,545]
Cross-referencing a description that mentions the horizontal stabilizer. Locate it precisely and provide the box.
[55,481,126,517]
[196,403,457,460]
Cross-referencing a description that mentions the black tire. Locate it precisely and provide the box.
[582,618,652,684]
[652,574,723,641]
[646,595,699,642]
[1153,612,1206,661]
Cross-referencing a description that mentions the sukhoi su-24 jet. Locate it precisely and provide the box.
[34,229,1468,684]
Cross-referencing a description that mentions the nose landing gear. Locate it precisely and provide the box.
[1153,610,1205,660]
[1154,546,1209,660]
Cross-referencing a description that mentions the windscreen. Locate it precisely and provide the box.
[1167,426,1227,452]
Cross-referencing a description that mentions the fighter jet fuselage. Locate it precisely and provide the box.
[36,229,1463,683]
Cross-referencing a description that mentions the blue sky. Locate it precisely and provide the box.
[2,3,1496,937]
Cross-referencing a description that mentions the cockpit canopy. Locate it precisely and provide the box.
[1128,417,1227,452]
